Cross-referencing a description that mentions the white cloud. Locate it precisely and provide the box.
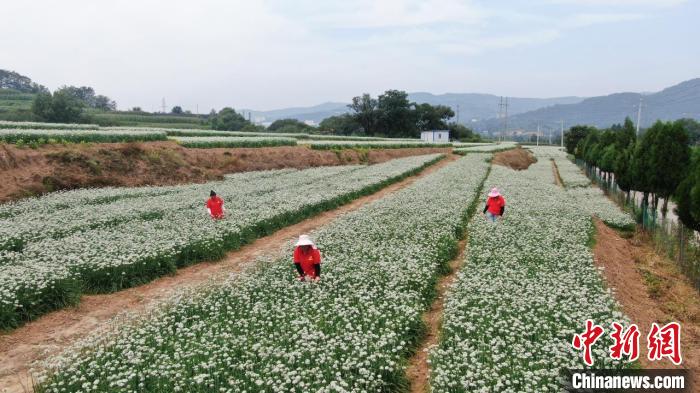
[0,0,692,109]
[275,0,486,29]
[546,0,686,6]
[563,12,646,27]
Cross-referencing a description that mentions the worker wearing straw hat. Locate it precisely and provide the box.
[482,187,506,223]
[293,234,322,281]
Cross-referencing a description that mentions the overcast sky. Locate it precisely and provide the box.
[2,0,698,112]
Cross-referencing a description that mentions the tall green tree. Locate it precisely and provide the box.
[209,107,250,131]
[414,103,454,131]
[448,122,481,142]
[31,90,85,123]
[0,69,47,93]
[674,118,700,145]
[629,124,660,209]
[564,125,595,154]
[648,121,691,215]
[268,118,310,132]
[318,115,363,135]
[348,94,378,135]
[376,90,414,137]
[58,85,116,111]
[675,148,700,231]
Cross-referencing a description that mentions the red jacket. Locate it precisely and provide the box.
[485,195,506,216]
[206,196,225,218]
[293,246,322,277]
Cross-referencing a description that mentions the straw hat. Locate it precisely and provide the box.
[295,234,315,247]
[488,187,501,197]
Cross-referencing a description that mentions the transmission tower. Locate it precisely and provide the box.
[161,98,166,114]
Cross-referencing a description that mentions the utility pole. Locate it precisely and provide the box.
[196,104,199,116]
[636,96,643,136]
[504,97,509,142]
[498,97,503,142]
[549,127,552,145]
[560,120,564,148]
[536,123,540,146]
[456,104,460,124]
[161,97,166,114]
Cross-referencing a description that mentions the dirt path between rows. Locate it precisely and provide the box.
[593,220,700,390]
[0,154,460,393]
[551,159,564,186]
[405,236,469,393]
[551,159,700,389]
[405,164,493,392]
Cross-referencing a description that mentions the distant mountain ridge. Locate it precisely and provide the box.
[245,78,700,133]
[244,93,586,125]
[472,78,700,133]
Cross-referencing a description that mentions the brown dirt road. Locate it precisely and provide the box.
[593,220,700,389]
[0,154,459,393]
[550,160,700,389]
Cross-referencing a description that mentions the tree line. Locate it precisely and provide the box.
[209,89,481,141]
[565,117,700,230]
[18,78,482,141]
[31,86,117,123]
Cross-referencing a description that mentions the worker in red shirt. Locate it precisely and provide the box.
[483,187,506,223]
[293,234,322,281]
[206,190,225,219]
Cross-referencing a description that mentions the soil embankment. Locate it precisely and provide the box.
[593,220,700,385]
[550,159,699,387]
[492,146,536,170]
[0,142,450,203]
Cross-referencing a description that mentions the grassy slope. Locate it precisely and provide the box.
[0,89,209,128]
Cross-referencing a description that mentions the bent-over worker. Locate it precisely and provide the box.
[293,234,322,281]
[483,187,506,223]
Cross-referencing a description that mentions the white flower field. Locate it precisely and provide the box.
[1,146,643,392]
[0,129,168,144]
[170,136,298,148]
[34,154,491,392]
[430,147,635,392]
[453,142,518,154]
[0,154,442,329]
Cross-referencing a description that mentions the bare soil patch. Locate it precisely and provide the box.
[552,159,564,186]
[405,236,468,393]
[0,141,450,203]
[0,154,459,393]
[593,219,700,387]
[492,146,536,171]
